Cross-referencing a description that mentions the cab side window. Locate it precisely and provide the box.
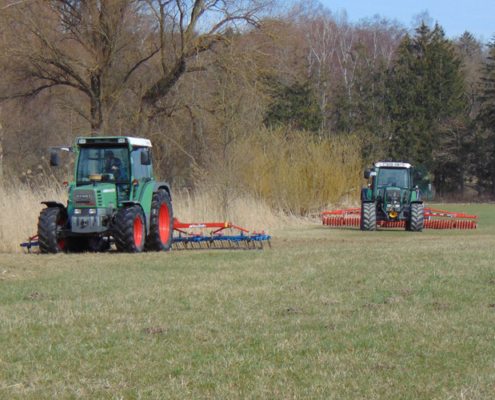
[131,148,151,181]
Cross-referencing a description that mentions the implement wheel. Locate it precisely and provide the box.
[361,202,376,231]
[38,207,67,254]
[113,205,146,253]
[409,203,424,232]
[146,190,173,251]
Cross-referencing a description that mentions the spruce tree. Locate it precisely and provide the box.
[386,23,466,180]
[265,81,323,132]
[476,37,495,195]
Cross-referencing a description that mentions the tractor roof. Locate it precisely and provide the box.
[374,162,412,169]
[75,137,152,148]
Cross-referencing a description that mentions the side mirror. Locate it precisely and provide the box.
[414,171,423,180]
[140,150,151,165]
[364,169,376,179]
[50,152,59,167]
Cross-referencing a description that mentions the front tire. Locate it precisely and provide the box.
[409,203,424,232]
[38,207,67,254]
[113,206,146,253]
[146,190,173,251]
[361,202,376,231]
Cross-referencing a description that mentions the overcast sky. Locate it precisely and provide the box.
[319,0,495,41]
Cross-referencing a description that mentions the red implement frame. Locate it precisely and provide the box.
[322,207,478,229]
[173,220,250,235]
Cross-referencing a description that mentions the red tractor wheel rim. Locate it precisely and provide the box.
[134,216,143,248]
[158,203,170,243]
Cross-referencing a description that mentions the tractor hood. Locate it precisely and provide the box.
[70,183,118,209]
[67,183,118,234]
[382,186,406,219]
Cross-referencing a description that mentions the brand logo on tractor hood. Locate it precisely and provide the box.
[76,194,91,199]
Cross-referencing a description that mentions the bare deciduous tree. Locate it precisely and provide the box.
[0,0,161,133]
[139,0,273,117]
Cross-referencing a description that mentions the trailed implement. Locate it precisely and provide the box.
[322,207,478,230]
[172,219,271,250]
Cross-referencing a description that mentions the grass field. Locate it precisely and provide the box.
[1,204,494,399]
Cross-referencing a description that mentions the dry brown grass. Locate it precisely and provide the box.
[1,180,300,254]
[0,177,66,253]
[172,188,303,230]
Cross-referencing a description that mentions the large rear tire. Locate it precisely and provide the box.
[361,202,376,231]
[409,203,424,232]
[113,206,146,253]
[146,190,173,251]
[38,207,67,254]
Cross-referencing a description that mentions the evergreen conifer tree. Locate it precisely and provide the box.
[387,23,466,181]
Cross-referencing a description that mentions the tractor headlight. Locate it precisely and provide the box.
[74,209,82,214]
[386,204,392,210]
[394,204,401,211]
[89,209,97,214]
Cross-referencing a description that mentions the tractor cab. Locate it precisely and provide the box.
[373,163,413,219]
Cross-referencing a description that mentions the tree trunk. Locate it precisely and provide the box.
[90,71,103,134]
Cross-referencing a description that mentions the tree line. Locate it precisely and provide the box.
[0,0,494,205]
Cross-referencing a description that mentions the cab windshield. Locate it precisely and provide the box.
[76,147,130,184]
[377,168,409,188]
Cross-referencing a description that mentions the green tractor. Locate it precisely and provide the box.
[38,137,173,253]
[361,162,424,232]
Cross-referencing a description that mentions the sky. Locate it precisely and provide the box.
[319,0,495,41]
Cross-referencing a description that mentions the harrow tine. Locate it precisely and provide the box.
[171,220,271,250]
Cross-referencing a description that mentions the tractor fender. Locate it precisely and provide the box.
[131,182,171,233]
[152,182,172,201]
[41,201,67,210]
[136,182,172,206]
[361,187,371,201]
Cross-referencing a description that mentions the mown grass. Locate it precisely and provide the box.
[1,204,494,399]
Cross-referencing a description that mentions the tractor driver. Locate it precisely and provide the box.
[104,150,126,181]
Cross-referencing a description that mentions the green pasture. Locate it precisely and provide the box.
[1,204,494,399]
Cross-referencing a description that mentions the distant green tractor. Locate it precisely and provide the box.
[361,162,424,232]
[38,137,173,253]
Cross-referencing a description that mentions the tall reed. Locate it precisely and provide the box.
[0,175,66,253]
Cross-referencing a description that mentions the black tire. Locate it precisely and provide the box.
[360,202,364,230]
[361,202,376,231]
[38,207,68,254]
[409,203,424,232]
[113,205,146,253]
[146,190,173,251]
